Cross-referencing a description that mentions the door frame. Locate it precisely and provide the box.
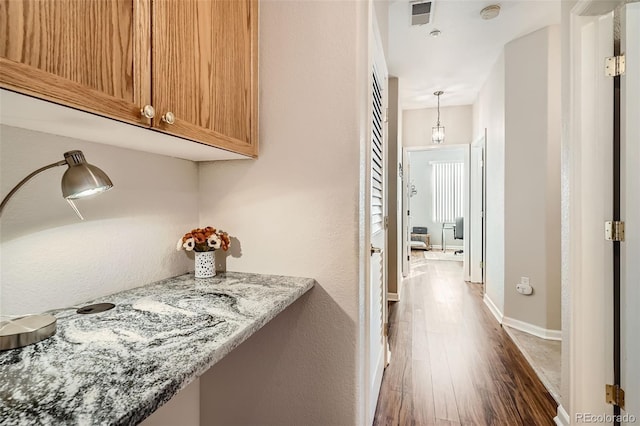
[402,144,471,282]
[361,6,388,424]
[620,2,640,420]
[564,1,618,422]
[470,132,486,285]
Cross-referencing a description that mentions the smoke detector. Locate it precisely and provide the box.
[480,5,501,20]
[411,1,432,26]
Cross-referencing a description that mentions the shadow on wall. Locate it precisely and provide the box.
[200,284,357,425]
[215,236,242,272]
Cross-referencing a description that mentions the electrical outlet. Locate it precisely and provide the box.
[521,277,530,285]
[516,283,533,295]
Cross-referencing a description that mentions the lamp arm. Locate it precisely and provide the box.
[0,160,67,216]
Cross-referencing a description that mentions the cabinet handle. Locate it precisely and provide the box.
[161,112,176,125]
[140,105,155,119]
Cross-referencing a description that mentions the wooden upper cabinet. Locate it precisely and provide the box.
[152,0,258,157]
[0,0,152,126]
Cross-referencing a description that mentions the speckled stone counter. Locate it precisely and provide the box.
[0,272,315,426]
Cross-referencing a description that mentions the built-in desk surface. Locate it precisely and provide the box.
[0,272,315,425]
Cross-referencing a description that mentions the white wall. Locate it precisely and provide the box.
[403,105,473,147]
[473,53,506,316]
[472,26,561,333]
[409,148,465,248]
[197,1,364,424]
[373,0,389,57]
[503,26,561,331]
[0,125,198,315]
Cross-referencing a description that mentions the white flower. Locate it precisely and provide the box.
[207,234,221,249]
[182,237,195,251]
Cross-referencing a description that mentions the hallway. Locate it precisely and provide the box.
[373,260,557,425]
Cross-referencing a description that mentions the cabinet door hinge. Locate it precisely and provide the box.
[480,261,485,268]
[383,322,389,337]
[605,221,625,241]
[384,107,389,123]
[606,384,625,409]
[384,216,389,230]
[605,55,626,77]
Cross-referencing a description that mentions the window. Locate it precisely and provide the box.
[432,162,463,223]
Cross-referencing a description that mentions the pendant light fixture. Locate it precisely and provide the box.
[432,90,445,144]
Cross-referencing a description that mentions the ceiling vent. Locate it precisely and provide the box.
[411,1,432,26]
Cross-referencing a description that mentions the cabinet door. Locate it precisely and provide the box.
[152,0,258,157]
[0,0,151,126]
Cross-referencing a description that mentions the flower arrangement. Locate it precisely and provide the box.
[177,226,230,253]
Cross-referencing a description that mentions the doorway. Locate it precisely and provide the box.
[402,144,471,282]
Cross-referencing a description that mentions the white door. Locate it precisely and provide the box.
[621,2,639,422]
[402,149,410,277]
[569,6,614,418]
[366,20,388,424]
[470,134,485,284]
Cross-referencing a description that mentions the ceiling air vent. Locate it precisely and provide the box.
[411,1,432,26]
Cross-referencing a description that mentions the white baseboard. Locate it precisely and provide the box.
[387,292,399,302]
[554,405,570,426]
[483,294,504,324]
[502,316,562,341]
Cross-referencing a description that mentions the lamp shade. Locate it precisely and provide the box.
[61,151,113,199]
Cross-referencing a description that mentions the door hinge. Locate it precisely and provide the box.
[384,107,389,123]
[383,322,389,337]
[384,216,389,230]
[480,261,484,268]
[480,159,484,168]
[606,384,625,409]
[605,55,626,77]
[605,221,625,241]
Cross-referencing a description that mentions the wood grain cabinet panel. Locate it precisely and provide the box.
[0,0,152,126]
[152,0,258,157]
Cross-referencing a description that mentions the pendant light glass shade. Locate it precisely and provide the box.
[432,91,445,144]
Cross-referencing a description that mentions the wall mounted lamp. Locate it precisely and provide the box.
[0,150,113,351]
[432,91,445,144]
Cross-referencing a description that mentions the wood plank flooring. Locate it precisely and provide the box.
[374,260,557,426]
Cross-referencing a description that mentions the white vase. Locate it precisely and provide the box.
[194,251,215,278]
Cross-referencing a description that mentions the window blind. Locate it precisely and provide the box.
[432,162,463,223]
[371,70,384,235]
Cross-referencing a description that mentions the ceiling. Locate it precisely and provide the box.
[387,0,561,109]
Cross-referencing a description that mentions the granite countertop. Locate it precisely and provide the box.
[0,272,315,425]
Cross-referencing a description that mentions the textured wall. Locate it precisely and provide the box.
[197,1,363,424]
[0,125,198,315]
[403,105,473,147]
[503,26,561,331]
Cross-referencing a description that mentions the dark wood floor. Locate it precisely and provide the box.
[374,259,557,426]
